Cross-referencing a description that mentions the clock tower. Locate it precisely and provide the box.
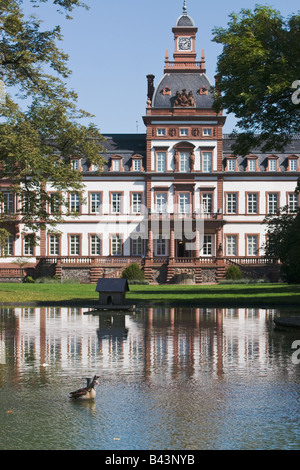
[172,0,198,65]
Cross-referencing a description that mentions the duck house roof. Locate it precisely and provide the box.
[96,278,129,293]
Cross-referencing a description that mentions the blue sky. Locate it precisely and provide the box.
[24,0,299,135]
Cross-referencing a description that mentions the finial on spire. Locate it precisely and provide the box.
[183,0,187,15]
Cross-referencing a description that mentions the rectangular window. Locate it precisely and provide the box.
[268,193,278,214]
[288,193,298,213]
[156,236,167,256]
[24,234,34,256]
[179,152,189,172]
[269,159,277,171]
[202,193,213,214]
[247,235,258,256]
[111,193,122,213]
[227,159,236,171]
[49,193,61,214]
[49,235,60,255]
[112,159,121,171]
[290,159,298,171]
[202,152,212,172]
[132,236,143,256]
[90,235,101,255]
[22,193,35,213]
[157,128,166,136]
[247,193,258,214]
[203,235,212,255]
[133,159,141,171]
[69,193,80,212]
[90,193,101,213]
[69,235,80,255]
[132,193,142,213]
[203,128,212,136]
[180,128,189,136]
[226,235,237,256]
[248,159,257,171]
[1,193,14,214]
[156,193,167,213]
[71,159,79,170]
[226,193,237,214]
[179,193,190,214]
[0,234,13,256]
[156,152,166,172]
[111,235,122,256]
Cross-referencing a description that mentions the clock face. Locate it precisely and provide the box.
[178,37,192,51]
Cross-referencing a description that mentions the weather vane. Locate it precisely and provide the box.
[183,0,187,15]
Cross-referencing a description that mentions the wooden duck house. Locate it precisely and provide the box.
[96,278,129,306]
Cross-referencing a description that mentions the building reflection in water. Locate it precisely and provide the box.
[0,306,279,383]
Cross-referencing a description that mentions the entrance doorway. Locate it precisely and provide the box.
[176,240,191,258]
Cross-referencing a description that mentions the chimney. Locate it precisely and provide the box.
[146,74,155,102]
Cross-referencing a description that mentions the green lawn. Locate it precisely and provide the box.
[0,282,300,307]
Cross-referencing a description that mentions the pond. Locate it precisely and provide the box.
[0,305,300,450]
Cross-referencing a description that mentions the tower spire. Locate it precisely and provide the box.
[183,1,187,15]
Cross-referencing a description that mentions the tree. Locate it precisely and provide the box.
[0,0,105,238]
[264,207,300,283]
[212,5,300,156]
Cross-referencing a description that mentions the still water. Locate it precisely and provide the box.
[0,305,300,450]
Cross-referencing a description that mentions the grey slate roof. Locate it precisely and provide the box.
[96,278,129,293]
[83,134,146,172]
[176,14,195,27]
[152,73,214,109]
[223,135,300,172]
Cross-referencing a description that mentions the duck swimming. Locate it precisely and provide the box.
[69,375,100,400]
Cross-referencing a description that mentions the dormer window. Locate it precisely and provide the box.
[288,156,298,172]
[267,156,278,172]
[112,159,120,171]
[269,158,277,171]
[227,158,236,172]
[130,155,144,172]
[248,158,257,172]
[110,156,123,172]
[71,159,80,171]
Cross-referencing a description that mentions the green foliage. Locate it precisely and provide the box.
[212,5,300,155]
[121,263,145,281]
[0,0,106,235]
[24,276,35,283]
[225,265,243,280]
[264,207,300,283]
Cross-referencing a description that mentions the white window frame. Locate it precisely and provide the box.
[247,193,258,214]
[90,193,101,214]
[156,152,167,172]
[111,193,122,213]
[179,193,190,214]
[69,193,80,212]
[90,235,101,255]
[111,235,122,256]
[247,235,258,256]
[179,152,189,172]
[227,193,237,214]
[268,193,278,214]
[156,193,167,214]
[70,235,80,256]
[202,152,212,172]
[49,235,60,256]
[226,235,237,256]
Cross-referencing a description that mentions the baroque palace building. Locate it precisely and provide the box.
[1,5,299,284]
